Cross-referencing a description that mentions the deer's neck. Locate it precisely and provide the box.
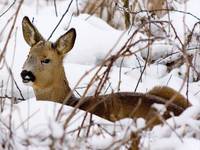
[34,67,72,103]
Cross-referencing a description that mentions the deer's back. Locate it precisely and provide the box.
[74,92,188,127]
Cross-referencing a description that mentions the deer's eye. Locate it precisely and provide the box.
[41,59,50,64]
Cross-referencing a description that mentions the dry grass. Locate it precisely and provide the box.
[79,0,175,29]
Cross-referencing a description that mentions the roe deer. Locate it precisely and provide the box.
[21,16,190,128]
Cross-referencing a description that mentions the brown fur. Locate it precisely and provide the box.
[147,0,168,17]
[21,16,190,129]
[148,86,190,108]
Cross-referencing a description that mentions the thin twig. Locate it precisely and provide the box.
[0,0,16,18]
[48,0,74,40]
[53,0,58,17]
[0,0,24,62]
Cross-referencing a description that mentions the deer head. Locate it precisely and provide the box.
[21,16,76,102]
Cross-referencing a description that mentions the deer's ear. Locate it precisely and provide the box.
[22,16,44,47]
[55,28,76,55]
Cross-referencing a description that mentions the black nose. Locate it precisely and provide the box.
[21,70,36,83]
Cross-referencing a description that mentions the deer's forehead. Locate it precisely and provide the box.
[29,42,58,57]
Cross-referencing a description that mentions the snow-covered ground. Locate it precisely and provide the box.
[0,0,200,149]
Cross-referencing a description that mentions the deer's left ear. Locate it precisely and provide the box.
[55,28,76,55]
[22,16,45,47]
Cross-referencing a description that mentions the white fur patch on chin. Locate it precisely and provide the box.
[23,81,33,86]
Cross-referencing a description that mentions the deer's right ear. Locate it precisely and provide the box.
[22,16,44,47]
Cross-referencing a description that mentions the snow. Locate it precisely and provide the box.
[0,0,200,149]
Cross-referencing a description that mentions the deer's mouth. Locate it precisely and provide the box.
[22,79,34,86]
[22,78,31,83]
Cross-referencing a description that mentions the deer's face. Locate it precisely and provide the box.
[21,16,76,89]
[22,41,63,88]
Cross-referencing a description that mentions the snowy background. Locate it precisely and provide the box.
[0,0,200,149]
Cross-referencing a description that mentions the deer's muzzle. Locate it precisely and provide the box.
[21,70,36,83]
